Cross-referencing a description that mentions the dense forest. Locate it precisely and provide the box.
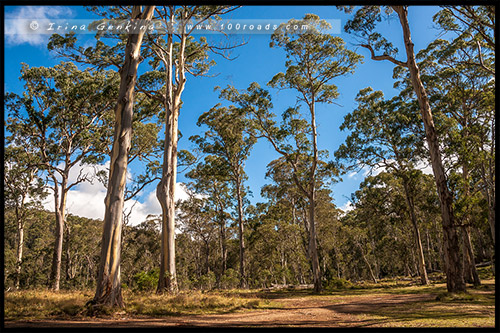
[3,5,495,322]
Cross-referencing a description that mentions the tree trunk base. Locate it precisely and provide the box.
[86,293,124,313]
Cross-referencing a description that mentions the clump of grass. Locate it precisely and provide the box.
[477,265,494,280]
[435,292,477,302]
[51,300,84,316]
[324,277,353,291]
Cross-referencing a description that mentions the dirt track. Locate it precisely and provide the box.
[5,293,437,328]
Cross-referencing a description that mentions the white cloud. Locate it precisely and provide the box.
[123,182,190,226]
[370,164,385,176]
[339,201,354,215]
[41,162,190,226]
[41,162,108,218]
[65,186,107,220]
[5,6,74,46]
[415,159,433,176]
[371,159,434,177]
[344,158,433,184]
[347,171,358,179]
[347,164,382,180]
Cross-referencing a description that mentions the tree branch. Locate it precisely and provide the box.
[476,40,495,76]
[361,44,408,68]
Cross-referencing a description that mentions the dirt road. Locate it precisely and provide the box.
[5,293,438,328]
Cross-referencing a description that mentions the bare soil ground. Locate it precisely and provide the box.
[3,292,464,328]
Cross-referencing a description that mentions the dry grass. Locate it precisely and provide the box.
[4,289,92,319]
[124,290,271,316]
[4,289,276,320]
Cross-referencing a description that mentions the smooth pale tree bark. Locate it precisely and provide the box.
[336,88,431,286]
[5,162,40,290]
[402,179,429,285]
[13,186,34,289]
[461,164,481,286]
[476,115,494,250]
[307,192,321,291]
[307,100,321,293]
[150,6,242,293]
[15,222,24,289]
[392,5,465,293]
[265,15,361,292]
[356,241,377,283]
[479,141,495,247]
[92,5,155,307]
[49,173,68,291]
[462,225,481,286]
[190,107,255,290]
[65,223,74,281]
[484,184,495,247]
[155,27,185,294]
[216,192,228,277]
[479,128,495,248]
[235,175,247,288]
[8,62,121,291]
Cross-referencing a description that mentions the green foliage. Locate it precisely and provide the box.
[5,61,118,169]
[195,271,217,291]
[336,87,425,175]
[121,218,161,288]
[220,269,240,290]
[341,6,399,59]
[338,170,444,282]
[323,277,353,291]
[133,269,160,292]
[269,14,363,105]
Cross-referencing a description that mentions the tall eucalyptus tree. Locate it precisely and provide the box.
[92,5,155,307]
[139,5,241,294]
[190,104,256,288]
[340,5,467,292]
[336,89,430,285]
[218,14,362,292]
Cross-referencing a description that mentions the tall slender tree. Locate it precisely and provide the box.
[335,88,430,285]
[190,104,256,288]
[140,5,241,294]
[219,14,361,292]
[48,5,241,294]
[340,5,466,292]
[415,38,494,286]
[91,5,155,308]
[3,145,47,289]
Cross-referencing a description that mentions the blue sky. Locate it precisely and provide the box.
[4,5,440,224]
